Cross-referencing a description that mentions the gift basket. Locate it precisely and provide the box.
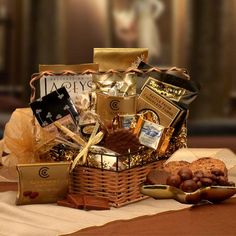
[0,48,200,207]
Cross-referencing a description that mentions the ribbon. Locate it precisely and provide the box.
[53,121,86,147]
[71,130,104,171]
[30,71,54,103]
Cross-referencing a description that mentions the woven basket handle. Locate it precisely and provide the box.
[146,67,162,73]
[29,71,55,103]
[125,67,144,74]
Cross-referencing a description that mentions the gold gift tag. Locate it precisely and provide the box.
[16,162,71,205]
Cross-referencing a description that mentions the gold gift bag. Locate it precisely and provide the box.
[94,48,148,71]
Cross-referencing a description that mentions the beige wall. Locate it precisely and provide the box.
[63,0,109,64]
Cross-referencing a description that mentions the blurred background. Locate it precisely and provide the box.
[0,0,236,148]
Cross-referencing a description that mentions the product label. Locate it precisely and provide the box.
[40,74,93,100]
[137,87,182,127]
[143,77,186,102]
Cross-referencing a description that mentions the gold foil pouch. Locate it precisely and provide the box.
[93,48,148,71]
[16,162,71,205]
[93,71,137,96]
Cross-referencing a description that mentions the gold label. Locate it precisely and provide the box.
[143,77,186,102]
[137,87,182,127]
[16,162,71,205]
[96,93,137,122]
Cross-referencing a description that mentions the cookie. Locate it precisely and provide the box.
[189,157,227,177]
[163,161,190,175]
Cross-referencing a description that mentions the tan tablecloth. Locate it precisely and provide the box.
[0,183,189,236]
[1,182,236,236]
[70,197,236,236]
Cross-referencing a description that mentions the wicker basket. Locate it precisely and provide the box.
[70,161,163,207]
[29,69,189,207]
[70,125,187,207]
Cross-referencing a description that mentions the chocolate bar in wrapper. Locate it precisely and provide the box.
[16,162,71,205]
[113,114,137,130]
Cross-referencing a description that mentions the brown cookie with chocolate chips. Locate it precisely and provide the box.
[163,161,190,175]
[189,157,228,177]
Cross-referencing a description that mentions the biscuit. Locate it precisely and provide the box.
[163,161,190,175]
[189,157,227,177]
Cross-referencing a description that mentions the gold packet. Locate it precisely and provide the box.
[134,116,165,150]
[93,48,148,72]
[16,162,71,205]
[96,92,137,122]
[92,72,123,95]
[113,114,138,130]
[157,127,175,157]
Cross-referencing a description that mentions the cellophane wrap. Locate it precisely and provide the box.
[0,108,56,167]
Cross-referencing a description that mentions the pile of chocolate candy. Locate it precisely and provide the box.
[166,167,235,193]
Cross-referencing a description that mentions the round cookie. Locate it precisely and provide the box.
[189,157,227,177]
[163,161,190,175]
